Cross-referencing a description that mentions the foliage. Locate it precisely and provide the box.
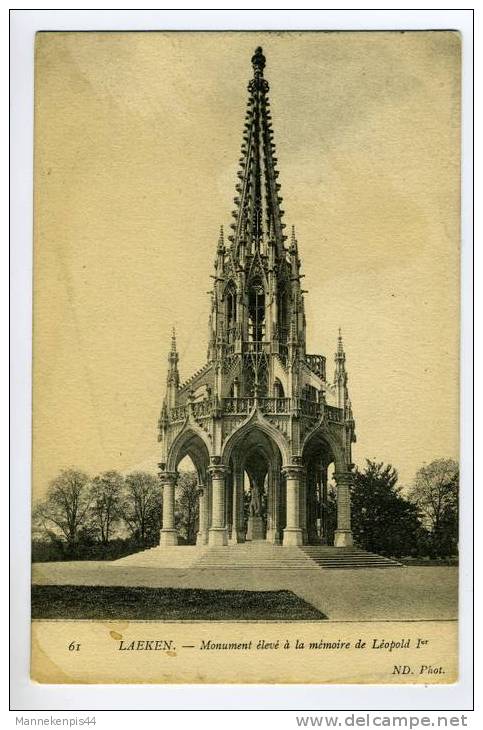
[33,468,93,557]
[323,486,338,546]
[119,471,162,547]
[31,537,147,562]
[407,459,459,557]
[175,471,199,544]
[350,460,426,558]
[90,471,124,545]
[32,457,459,562]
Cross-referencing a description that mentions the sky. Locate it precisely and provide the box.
[33,31,460,498]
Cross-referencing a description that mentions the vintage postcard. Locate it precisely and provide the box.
[31,30,461,684]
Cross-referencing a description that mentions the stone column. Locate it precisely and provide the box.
[300,470,308,544]
[314,462,322,542]
[320,464,328,544]
[208,464,228,546]
[334,470,354,547]
[230,466,245,543]
[273,468,282,544]
[266,470,272,536]
[196,483,209,546]
[266,467,282,544]
[282,464,304,546]
[225,470,233,541]
[159,471,178,546]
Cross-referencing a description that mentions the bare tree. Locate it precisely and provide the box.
[90,471,124,545]
[34,468,92,552]
[120,471,162,546]
[175,471,199,544]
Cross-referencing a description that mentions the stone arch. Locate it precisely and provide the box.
[273,378,285,398]
[223,279,237,333]
[223,419,286,544]
[166,423,211,481]
[301,424,346,472]
[247,273,267,343]
[221,410,290,467]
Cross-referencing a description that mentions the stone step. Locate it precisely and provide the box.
[195,545,330,570]
[300,546,401,569]
[113,544,402,570]
[115,546,204,568]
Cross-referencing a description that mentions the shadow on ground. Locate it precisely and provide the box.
[31,584,328,621]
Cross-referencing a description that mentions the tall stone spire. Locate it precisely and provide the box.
[228,46,287,260]
[289,225,300,275]
[334,328,348,409]
[215,225,225,271]
[166,327,179,408]
[158,46,357,551]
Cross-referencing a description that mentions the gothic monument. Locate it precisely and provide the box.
[158,47,356,548]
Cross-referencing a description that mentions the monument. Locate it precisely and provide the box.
[157,47,356,549]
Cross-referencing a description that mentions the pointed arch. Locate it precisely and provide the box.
[166,421,211,480]
[221,408,290,467]
[273,378,285,398]
[247,276,266,343]
[223,279,237,323]
[301,423,346,472]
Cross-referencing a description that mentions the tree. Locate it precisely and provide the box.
[89,471,124,545]
[323,486,338,546]
[120,471,162,546]
[350,460,425,557]
[33,468,92,555]
[408,459,459,557]
[175,471,199,544]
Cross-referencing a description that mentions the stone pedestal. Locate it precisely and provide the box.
[159,529,178,546]
[247,515,265,541]
[283,528,303,546]
[208,527,228,546]
[334,529,353,547]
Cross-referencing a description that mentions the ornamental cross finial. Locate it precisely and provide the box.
[251,46,266,77]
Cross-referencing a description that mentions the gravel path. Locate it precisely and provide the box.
[31,562,457,621]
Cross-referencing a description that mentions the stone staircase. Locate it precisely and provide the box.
[195,543,318,570]
[301,546,401,569]
[114,543,401,570]
[115,545,203,569]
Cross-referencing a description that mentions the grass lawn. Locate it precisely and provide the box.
[31,585,327,621]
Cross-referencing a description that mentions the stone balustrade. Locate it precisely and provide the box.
[256,397,290,414]
[326,404,343,422]
[305,353,327,380]
[299,398,320,418]
[168,396,344,423]
[222,397,255,415]
[169,404,188,422]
